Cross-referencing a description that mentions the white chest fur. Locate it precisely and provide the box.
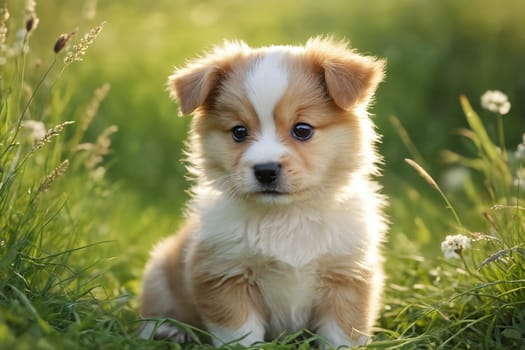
[256,261,318,335]
[193,185,379,267]
[190,185,383,335]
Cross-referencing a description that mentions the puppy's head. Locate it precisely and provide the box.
[168,37,385,204]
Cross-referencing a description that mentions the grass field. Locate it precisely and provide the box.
[1,1,524,349]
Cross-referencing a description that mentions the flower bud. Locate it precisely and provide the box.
[53,32,75,54]
[25,15,39,32]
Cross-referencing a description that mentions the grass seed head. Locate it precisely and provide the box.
[24,0,39,33]
[25,15,39,33]
[83,0,98,20]
[0,7,9,63]
[1,7,9,21]
[25,0,36,13]
[86,125,118,170]
[37,159,70,193]
[74,125,118,170]
[64,21,105,66]
[32,121,75,152]
[53,31,75,54]
[405,158,440,192]
[81,83,110,131]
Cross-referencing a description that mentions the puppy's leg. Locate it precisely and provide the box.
[191,260,266,346]
[138,320,192,343]
[313,262,383,348]
[140,223,201,341]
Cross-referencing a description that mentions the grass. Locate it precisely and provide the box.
[1,1,524,349]
[379,96,525,349]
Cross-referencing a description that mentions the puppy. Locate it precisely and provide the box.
[139,36,387,348]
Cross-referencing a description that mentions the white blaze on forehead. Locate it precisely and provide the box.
[245,49,289,121]
[243,49,289,164]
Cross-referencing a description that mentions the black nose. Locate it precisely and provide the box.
[253,162,281,185]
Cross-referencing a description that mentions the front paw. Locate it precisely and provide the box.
[317,320,369,349]
[206,316,265,347]
[138,320,193,343]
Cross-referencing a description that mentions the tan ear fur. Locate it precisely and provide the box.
[167,40,250,116]
[306,36,386,110]
[168,65,222,116]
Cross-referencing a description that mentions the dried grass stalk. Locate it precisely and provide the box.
[32,121,75,151]
[405,158,440,191]
[64,21,105,65]
[37,159,69,193]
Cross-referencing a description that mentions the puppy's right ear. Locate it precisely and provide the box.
[168,63,223,116]
[168,41,249,116]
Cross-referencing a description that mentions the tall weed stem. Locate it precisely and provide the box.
[0,56,57,160]
[497,114,506,161]
[405,158,463,228]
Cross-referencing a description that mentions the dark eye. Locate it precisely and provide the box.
[231,125,248,143]
[291,123,314,141]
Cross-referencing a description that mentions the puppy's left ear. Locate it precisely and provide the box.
[307,37,386,110]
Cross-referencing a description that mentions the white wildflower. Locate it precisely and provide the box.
[8,29,28,56]
[22,120,46,143]
[515,134,525,161]
[514,168,525,189]
[441,234,471,259]
[480,90,511,115]
[441,166,470,192]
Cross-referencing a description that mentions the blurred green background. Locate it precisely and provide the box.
[3,1,524,346]
[21,0,525,234]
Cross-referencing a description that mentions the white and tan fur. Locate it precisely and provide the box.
[139,37,387,348]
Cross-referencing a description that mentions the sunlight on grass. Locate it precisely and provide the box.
[380,93,525,348]
[0,7,165,349]
[0,1,524,349]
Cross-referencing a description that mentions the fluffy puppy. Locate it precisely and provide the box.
[139,36,387,348]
